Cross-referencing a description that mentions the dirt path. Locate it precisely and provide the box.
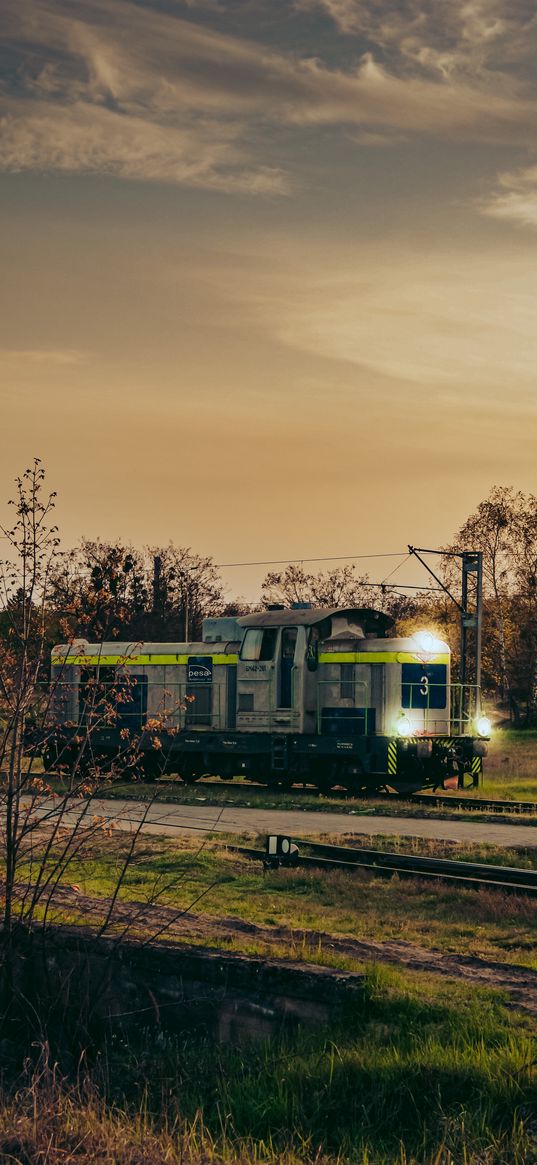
[32,794,537,848]
[48,885,537,1017]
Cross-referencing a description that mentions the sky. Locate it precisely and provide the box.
[1,0,537,599]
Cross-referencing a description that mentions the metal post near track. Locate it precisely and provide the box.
[408,546,484,720]
[460,551,483,713]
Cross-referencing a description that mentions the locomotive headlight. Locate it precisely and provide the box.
[394,713,412,737]
[475,715,492,738]
[413,630,437,654]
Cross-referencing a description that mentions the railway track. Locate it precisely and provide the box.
[10,770,537,816]
[234,838,537,897]
[149,777,537,817]
[401,791,537,815]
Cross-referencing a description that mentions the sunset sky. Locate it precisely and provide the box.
[1,0,537,599]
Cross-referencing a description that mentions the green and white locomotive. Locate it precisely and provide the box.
[47,605,489,792]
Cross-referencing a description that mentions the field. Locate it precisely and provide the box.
[23,828,537,976]
[3,732,537,1164]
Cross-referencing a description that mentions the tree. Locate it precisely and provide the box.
[48,541,225,644]
[148,544,224,639]
[0,464,214,1049]
[443,486,537,718]
[444,486,521,699]
[50,539,148,643]
[261,563,374,609]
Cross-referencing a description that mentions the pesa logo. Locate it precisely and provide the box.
[187,658,213,683]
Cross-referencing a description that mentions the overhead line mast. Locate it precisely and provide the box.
[408,546,483,714]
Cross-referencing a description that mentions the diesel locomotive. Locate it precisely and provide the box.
[45,605,490,793]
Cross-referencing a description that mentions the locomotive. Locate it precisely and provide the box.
[45,605,489,793]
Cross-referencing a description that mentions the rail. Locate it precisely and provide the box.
[234,838,537,897]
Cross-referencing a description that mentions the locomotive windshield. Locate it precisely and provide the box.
[240,628,278,661]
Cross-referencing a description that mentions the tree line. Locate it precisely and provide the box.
[1,475,536,721]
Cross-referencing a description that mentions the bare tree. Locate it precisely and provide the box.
[0,463,234,1062]
[261,563,373,609]
[0,469,175,998]
[148,543,224,639]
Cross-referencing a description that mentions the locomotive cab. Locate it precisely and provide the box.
[235,607,393,735]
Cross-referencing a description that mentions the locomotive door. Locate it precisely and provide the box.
[279,628,297,708]
[237,627,278,730]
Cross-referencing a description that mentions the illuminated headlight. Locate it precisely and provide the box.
[413,630,438,654]
[475,715,492,738]
[394,713,412,738]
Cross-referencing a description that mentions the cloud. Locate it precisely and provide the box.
[481,164,537,228]
[297,0,537,80]
[2,0,537,194]
[0,100,289,193]
[1,0,295,192]
[0,348,89,367]
[195,239,537,397]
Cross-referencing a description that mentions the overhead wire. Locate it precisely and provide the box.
[217,552,404,567]
[380,553,412,587]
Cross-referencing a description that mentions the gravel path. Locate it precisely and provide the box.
[34,795,537,847]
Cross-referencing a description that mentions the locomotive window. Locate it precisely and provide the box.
[240,628,278,661]
[340,663,354,701]
[239,693,254,712]
[78,665,116,724]
[401,664,447,709]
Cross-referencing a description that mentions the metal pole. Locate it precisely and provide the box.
[152,555,161,614]
[460,556,468,691]
[475,550,483,711]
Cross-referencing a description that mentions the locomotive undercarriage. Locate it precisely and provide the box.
[37,726,484,794]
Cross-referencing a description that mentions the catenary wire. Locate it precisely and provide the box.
[380,553,412,586]
[217,552,404,567]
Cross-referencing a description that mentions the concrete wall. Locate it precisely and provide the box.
[8,929,365,1045]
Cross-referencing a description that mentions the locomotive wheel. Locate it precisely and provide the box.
[42,744,59,774]
[141,753,164,783]
[181,763,202,785]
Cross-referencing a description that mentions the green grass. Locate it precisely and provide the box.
[2,968,536,1164]
[24,832,537,970]
[480,728,537,799]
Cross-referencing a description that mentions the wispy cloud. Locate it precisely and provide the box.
[2,0,537,193]
[0,348,89,367]
[298,0,537,80]
[196,239,537,395]
[481,164,537,228]
[0,99,288,193]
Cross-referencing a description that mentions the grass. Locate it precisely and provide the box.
[480,728,537,800]
[20,831,537,970]
[1,968,536,1164]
